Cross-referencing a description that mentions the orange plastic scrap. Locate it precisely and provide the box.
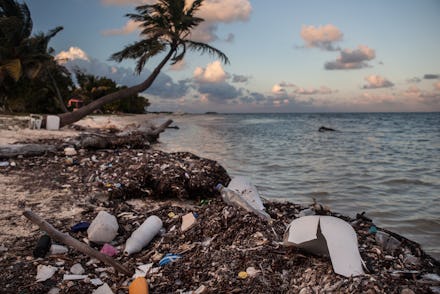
[129,277,148,294]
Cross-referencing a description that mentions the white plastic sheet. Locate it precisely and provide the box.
[285,215,365,277]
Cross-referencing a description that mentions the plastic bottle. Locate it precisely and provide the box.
[87,211,119,244]
[215,184,272,221]
[124,215,162,256]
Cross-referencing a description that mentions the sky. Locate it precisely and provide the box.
[27,0,440,113]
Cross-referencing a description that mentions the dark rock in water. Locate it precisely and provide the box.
[110,150,230,200]
[319,126,336,132]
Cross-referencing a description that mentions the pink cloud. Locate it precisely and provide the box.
[325,45,376,70]
[363,75,394,89]
[300,24,343,51]
[102,19,140,36]
[434,81,440,91]
[193,60,226,83]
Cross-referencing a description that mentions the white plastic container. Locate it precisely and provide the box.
[124,215,163,256]
[46,115,60,130]
[87,211,119,244]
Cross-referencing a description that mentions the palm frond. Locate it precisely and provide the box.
[186,40,230,64]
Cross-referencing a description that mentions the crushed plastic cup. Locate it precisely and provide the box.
[124,215,162,256]
[87,211,119,244]
[375,230,401,252]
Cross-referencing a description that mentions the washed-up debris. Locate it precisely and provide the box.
[36,264,57,282]
[129,277,148,294]
[71,221,90,232]
[92,283,114,294]
[375,230,401,252]
[181,212,197,232]
[63,274,88,281]
[228,176,266,212]
[159,253,182,266]
[284,215,365,277]
[1,133,439,293]
[124,215,162,256]
[100,243,118,257]
[87,211,119,244]
[70,263,85,275]
[216,183,272,221]
[238,271,248,279]
[50,244,69,255]
[33,234,51,258]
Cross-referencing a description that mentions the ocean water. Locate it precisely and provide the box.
[158,113,440,259]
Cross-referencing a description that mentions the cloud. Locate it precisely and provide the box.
[271,83,286,95]
[102,0,251,42]
[197,82,242,103]
[231,74,249,83]
[424,74,439,79]
[102,19,140,36]
[55,47,89,63]
[169,60,186,71]
[325,45,375,70]
[434,81,440,91]
[300,24,343,51]
[363,75,394,89]
[193,0,251,23]
[295,86,335,95]
[407,77,422,84]
[193,61,226,83]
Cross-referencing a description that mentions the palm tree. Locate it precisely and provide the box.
[57,0,229,127]
[1,0,66,111]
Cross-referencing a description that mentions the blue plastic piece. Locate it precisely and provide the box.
[71,221,90,232]
[369,225,378,234]
[159,253,182,266]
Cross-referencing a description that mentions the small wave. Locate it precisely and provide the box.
[380,178,433,186]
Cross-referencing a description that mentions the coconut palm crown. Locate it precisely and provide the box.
[110,0,229,74]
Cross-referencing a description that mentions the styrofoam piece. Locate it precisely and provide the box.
[50,244,68,255]
[124,215,162,256]
[92,283,114,294]
[284,215,364,277]
[46,115,60,130]
[70,263,85,275]
[181,212,196,232]
[228,176,265,211]
[87,211,119,244]
[36,265,57,282]
[63,274,88,281]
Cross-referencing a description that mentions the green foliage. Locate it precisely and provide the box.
[73,69,150,114]
[0,0,69,113]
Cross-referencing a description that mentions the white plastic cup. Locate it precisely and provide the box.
[87,211,119,244]
[124,215,162,256]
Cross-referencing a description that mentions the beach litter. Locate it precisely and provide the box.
[124,215,162,256]
[33,234,52,258]
[87,211,119,244]
[284,215,365,277]
[36,264,57,282]
[181,212,197,232]
[129,277,149,294]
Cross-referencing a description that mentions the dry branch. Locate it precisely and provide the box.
[23,210,132,276]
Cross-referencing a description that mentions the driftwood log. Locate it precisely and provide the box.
[0,144,56,158]
[0,119,173,158]
[23,210,132,276]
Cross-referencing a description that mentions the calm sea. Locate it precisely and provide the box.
[158,113,440,259]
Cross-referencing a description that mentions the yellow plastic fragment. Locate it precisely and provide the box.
[238,271,248,279]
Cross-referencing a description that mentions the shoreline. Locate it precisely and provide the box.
[0,114,439,293]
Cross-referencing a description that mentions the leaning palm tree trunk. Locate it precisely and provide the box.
[57,49,174,127]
